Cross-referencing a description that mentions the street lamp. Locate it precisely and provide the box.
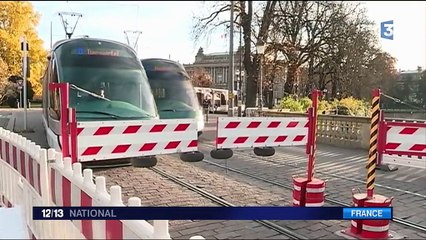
[256,41,265,113]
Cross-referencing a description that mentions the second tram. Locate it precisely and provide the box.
[141,58,204,136]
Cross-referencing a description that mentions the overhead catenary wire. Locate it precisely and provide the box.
[58,12,83,39]
[66,2,89,37]
[380,93,425,111]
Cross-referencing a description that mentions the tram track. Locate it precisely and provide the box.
[90,162,308,239]
[200,158,426,233]
[149,167,309,240]
[200,142,426,199]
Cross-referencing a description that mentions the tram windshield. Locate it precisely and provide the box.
[55,39,157,120]
[141,59,200,113]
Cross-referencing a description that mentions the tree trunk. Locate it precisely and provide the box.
[331,78,338,99]
[305,58,315,95]
[242,1,257,108]
[245,67,258,107]
[284,63,298,95]
[241,0,277,108]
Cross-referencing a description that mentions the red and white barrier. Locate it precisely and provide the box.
[0,129,51,239]
[50,83,201,163]
[379,120,426,169]
[48,151,173,239]
[0,127,205,239]
[212,90,325,207]
[215,117,308,149]
[74,119,198,162]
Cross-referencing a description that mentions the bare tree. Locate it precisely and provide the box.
[193,1,398,102]
[269,1,351,95]
[192,1,277,107]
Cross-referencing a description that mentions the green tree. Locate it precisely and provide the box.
[0,1,47,96]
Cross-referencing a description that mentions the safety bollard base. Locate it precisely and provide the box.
[305,178,325,207]
[339,193,402,240]
[361,194,394,239]
[336,229,404,240]
[292,177,308,206]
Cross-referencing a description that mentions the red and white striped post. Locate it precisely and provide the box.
[293,89,325,207]
[49,82,71,158]
[307,89,321,181]
[69,108,78,163]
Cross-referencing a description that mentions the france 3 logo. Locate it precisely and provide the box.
[380,20,394,40]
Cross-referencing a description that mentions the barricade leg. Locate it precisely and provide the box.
[210,116,233,160]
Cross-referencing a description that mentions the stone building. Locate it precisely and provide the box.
[183,47,246,97]
[396,68,423,103]
[184,47,288,106]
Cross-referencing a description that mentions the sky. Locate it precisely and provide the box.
[31,1,426,70]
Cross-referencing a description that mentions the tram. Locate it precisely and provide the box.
[193,87,239,113]
[141,58,204,136]
[42,37,159,166]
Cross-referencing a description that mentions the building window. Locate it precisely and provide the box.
[215,67,226,84]
[217,73,223,84]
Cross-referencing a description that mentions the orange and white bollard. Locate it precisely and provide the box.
[292,177,307,206]
[346,190,368,236]
[361,195,393,239]
[305,178,325,207]
[342,192,397,239]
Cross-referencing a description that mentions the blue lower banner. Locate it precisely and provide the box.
[32,207,392,220]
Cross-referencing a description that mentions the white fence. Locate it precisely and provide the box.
[0,128,204,239]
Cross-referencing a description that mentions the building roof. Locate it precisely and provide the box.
[400,70,421,74]
[205,51,238,56]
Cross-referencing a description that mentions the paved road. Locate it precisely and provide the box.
[6,110,426,239]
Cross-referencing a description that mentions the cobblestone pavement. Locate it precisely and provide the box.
[93,162,292,239]
[94,149,425,239]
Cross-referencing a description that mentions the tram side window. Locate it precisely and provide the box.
[49,60,60,120]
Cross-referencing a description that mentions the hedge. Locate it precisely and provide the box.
[278,96,371,116]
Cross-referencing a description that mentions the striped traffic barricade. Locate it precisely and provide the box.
[49,82,204,167]
[211,89,326,207]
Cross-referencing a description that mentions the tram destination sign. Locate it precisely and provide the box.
[72,47,130,57]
